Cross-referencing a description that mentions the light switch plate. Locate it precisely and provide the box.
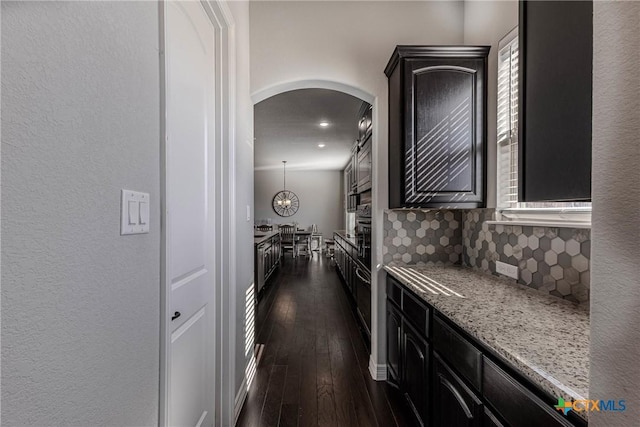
[121,190,150,235]
[496,261,518,279]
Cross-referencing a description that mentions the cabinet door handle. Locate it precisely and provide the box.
[355,268,371,284]
[171,311,181,321]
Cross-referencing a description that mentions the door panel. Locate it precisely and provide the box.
[403,321,429,427]
[167,1,210,280]
[433,355,482,427]
[386,303,402,384]
[166,1,215,425]
[170,308,209,427]
[413,67,474,194]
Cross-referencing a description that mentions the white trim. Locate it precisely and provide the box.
[494,209,591,228]
[251,79,386,391]
[487,220,591,229]
[203,1,237,426]
[233,376,248,426]
[158,2,168,424]
[159,2,237,426]
[369,356,388,381]
[251,79,375,105]
[498,26,518,50]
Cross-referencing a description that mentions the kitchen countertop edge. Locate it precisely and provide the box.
[254,230,280,245]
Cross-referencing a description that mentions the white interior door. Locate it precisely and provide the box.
[165,1,215,426]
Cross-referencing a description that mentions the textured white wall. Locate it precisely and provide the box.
[250,0,465,372]
[1,1,160,425]
[589,3,640,425]
[254,170,344,238]
[463,0,518,208]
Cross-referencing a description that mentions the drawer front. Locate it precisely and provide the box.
[403,290,429,338]
[433,315,482,390]
[483,358,573,427]
[386,277,403,308]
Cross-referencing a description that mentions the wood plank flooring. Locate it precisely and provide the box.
[236,253,414,427]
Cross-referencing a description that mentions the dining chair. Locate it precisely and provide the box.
[295,234,311,258]
[309,224,323,253]
[278,224,297,258]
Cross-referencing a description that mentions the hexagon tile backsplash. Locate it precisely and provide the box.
[383,210,463,265]
[383,208,590,304]
[462,209,590,304]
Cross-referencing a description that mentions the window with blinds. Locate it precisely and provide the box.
[496,28,591,215]
[497,30,519,209]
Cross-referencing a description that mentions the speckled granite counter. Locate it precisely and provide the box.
[254,230,279,245]
[384,264,590,408]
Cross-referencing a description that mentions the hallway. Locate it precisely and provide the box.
[237,254,411,427]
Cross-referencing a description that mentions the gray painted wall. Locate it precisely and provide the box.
[463,0,518,208]
[590,3,640,425]
[1,1,160,425]
[254,169,344,238]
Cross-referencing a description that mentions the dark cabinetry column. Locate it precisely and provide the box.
[519,1,592,201]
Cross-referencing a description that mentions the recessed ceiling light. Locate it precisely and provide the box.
[318,143,326,148]
[319,121,329,127]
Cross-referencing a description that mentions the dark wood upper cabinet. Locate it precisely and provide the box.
[519,1,592,202]
[385,46,489,209]
[356,102,373,193]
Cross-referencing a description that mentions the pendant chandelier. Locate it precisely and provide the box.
[272,161,300,217]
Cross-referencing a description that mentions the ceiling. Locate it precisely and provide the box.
[254,88,365,171]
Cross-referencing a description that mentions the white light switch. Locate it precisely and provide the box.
[139,202,149,225]
[128,201,139,225]
[121,190,150,235]
[246,205,251,222]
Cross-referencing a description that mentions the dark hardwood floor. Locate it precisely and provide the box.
[237,252,414,427]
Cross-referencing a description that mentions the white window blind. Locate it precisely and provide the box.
[496,28,591,218]
[497,31,519,209]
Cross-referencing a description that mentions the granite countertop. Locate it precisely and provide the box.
[254,230,280,245]
[334,230,358,248]
[384,263,590,408]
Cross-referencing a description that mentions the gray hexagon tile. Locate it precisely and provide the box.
[460,209,590,305]
[384,209,462,265]
[385,208,590,305]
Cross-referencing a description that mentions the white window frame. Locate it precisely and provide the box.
[494,27,591,228]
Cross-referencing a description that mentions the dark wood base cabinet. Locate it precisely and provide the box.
[433,354,484,427]
[334,233,371,345]
[387,278,431,427]
[403,320,430,426]
[255,233,281,298]
[387,275,587,427]
[386,303,402,385]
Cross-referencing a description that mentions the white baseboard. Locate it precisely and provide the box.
[369,356,388,381]
[233,376,248,426]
